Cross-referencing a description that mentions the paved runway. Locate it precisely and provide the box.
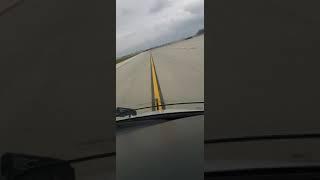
[116,35,204,113]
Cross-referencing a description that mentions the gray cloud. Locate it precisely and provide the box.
[149,0,171,13]
[120,8,132,16]
[116,0,204,58]
[184,1,204,15]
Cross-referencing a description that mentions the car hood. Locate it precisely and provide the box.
[117,114,204,180]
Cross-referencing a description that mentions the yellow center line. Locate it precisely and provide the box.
[150,53,163,111]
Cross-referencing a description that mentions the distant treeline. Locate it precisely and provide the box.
[116,52,140,64]
[196,28,204,35]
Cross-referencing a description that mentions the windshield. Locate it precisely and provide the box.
[116,1,204,179]
[116,35,204,118]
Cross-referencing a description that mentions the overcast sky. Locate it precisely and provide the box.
[116,0,204,58]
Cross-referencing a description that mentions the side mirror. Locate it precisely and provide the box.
[1,153,75,180]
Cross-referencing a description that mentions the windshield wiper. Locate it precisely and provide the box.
[133,101,204,111]
[116,101,204,117]
[117,110,203,129]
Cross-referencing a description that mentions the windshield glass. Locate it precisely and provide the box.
[116,35,204,118]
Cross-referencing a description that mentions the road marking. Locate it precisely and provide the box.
[150,53,165,111]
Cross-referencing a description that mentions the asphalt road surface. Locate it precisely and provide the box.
[116,35,204,113]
